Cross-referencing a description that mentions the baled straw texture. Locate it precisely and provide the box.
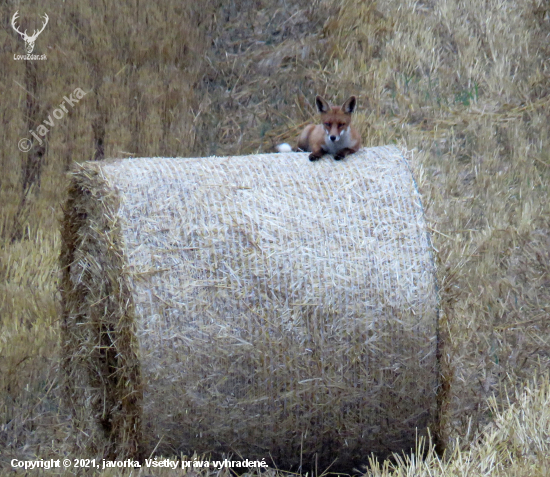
[60,146,439,471]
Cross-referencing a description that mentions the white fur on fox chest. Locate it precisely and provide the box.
[321,127,356,154]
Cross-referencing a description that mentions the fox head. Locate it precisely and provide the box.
[316,95,357,143]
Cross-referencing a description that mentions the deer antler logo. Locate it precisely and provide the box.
[11,11,49,54]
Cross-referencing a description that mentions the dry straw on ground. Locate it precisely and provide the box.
[4,0,549,473]
[60,146,439,471]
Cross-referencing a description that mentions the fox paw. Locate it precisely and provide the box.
[309,153,322,161]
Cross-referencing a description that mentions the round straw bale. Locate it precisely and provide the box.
[60,146,439,471]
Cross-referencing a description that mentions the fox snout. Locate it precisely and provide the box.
[325,125,346,143]
[324,123,346,143]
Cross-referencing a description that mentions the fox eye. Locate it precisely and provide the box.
[324,122,331,128]
[338,123,345,128]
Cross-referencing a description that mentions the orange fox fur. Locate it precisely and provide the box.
[297,95,362,161]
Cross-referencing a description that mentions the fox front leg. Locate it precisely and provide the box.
[334,147,356,161]
[309,152,323,161]
[308,146,325,162]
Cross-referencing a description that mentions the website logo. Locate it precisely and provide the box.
[12,11,48,60]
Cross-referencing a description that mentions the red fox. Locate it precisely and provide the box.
[277,95,362,161]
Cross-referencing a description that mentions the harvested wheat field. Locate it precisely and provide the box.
[1,0,549,475]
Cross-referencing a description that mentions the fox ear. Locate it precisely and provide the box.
[315,95,330,113]
[342,96,357,114]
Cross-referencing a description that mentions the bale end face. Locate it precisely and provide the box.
[60,167,143,460]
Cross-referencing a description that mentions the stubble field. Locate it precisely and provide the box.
[1,0,549,475]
